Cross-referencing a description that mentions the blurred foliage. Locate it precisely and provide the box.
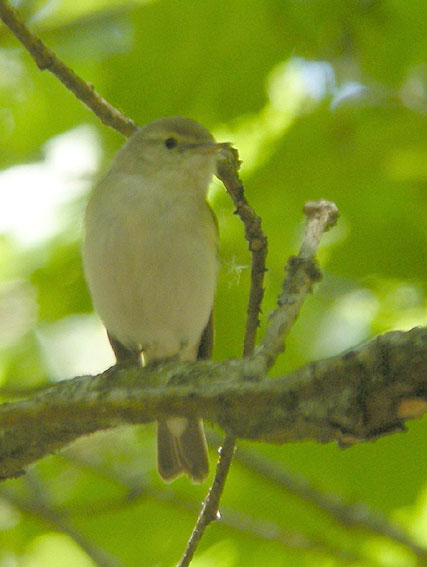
[0,0,426,566]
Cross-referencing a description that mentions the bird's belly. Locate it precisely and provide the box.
[84,214,217,361]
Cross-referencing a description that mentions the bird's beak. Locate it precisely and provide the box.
[196,142,231,154]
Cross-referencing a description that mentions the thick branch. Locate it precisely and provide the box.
[0,327,425,480]
[0,0,136,137]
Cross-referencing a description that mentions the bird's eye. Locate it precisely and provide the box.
[164,137,178,149]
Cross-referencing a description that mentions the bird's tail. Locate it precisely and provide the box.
[157,417,209,483]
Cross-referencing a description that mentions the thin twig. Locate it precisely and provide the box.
[60,454,373,565]
[62,436,427,564]
[216,146,268,356]
[176,435,236,567]
[255,200,339,370]
[178,201,337,567]
[0,0,136,137]
[178,147,268,566]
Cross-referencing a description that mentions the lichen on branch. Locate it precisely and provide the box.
[0,327,425,480]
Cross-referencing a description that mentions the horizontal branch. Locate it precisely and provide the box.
[0,327,425,481]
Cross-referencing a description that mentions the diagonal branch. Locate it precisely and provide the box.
[232,445,427,562]
[0,0,136,137]
[255,200,339,370]
[177,435,236,567]
[178,140,272,566]
[179,146,268,567]
[216,146,268,357]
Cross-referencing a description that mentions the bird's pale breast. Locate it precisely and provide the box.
[83,173,218,360]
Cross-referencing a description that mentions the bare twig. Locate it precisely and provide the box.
[216,146,268,356]
[176,435,236,567]
[178,202,340,567]
[0,0,136,137]
[255,200,339,370]
[179,147,268,566]
[58,455,374,565]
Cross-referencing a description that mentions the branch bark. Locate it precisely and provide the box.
[216,146,268,356]
[0,327,425,481]
[255,200,339,370]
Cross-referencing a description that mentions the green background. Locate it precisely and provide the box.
[0,0,426,565]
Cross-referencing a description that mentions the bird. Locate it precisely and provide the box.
[83,116,225,482]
